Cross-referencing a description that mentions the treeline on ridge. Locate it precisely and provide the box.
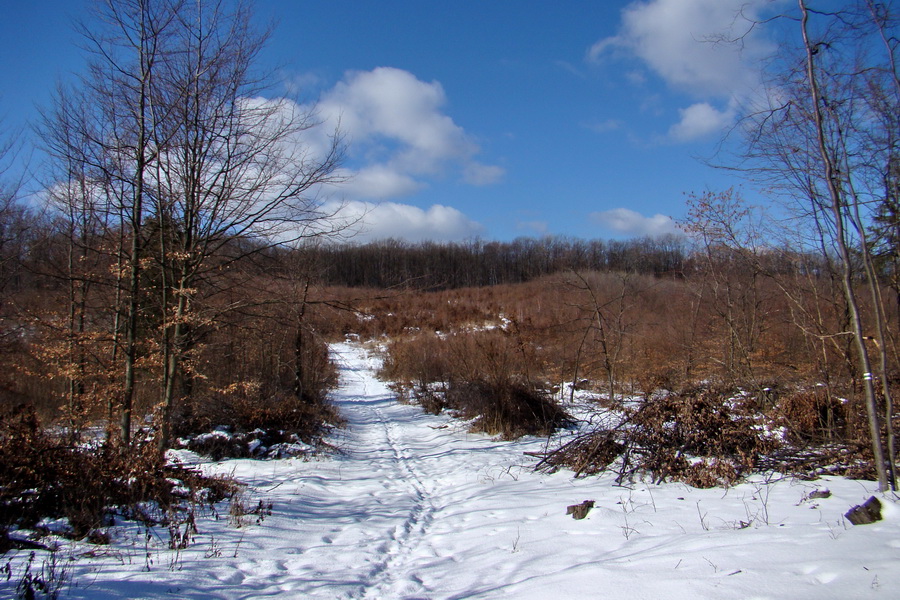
[297,233,839,290]
[302,235,687,289]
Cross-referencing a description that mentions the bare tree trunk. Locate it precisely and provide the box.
[293,277,311,400]
[72,0,174,445]
[799,0,888,490]
[569,271,633,404]
[109,204,126,434]
[159,285,188,451]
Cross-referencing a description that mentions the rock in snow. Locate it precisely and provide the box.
[566,500,595,520]
[845,496,883,526]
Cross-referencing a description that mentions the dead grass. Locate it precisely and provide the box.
[381,327,571,439]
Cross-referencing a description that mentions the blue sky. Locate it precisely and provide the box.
[0,0,783,242]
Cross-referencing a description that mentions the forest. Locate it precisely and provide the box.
[1,0,900,578]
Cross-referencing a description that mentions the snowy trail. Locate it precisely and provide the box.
[324,343,440,599]
[218,342,453,599]
[51,342,900,599]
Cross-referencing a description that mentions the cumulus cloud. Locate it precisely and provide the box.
[335,165,423,200]
[282,70,324,97]
[668,101,736,142]
[588,0,777,142]
[590,208,678,237]
[317,67,504,199]
[324,199,483,243]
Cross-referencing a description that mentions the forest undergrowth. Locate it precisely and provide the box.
[373,270,893,487]
[3,259,896,562]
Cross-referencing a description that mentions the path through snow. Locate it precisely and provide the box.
[40,342,900,599]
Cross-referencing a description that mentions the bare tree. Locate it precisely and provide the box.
[735,0,899,489]
[40,96,100,437]
[58,0,186,443]
[0,124,32,363]
[565,271,640,403]
[148,0,343,449]
[39,0,344,448]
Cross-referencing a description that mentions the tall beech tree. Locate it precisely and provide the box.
[150,0,343,449]
[40,0,343,448]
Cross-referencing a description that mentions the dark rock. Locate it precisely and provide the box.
[566,500,595,520]
[845,496,882,525]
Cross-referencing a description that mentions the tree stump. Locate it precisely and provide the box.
[845,496,882,525]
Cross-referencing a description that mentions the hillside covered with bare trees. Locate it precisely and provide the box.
[2,2,900,595]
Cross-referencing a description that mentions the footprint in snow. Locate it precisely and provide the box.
[222,571,245,585]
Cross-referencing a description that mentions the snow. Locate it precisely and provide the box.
[34,517,73,537]
[6,342,900,599]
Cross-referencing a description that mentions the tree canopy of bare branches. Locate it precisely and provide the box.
[37,0,344,448]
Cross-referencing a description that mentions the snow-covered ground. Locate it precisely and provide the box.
[8,342,900,599]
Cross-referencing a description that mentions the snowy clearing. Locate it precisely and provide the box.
[7,342,900,599]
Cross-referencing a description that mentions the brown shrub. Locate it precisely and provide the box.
[777,388,847,443]
[624,389,776,486]
[538,387,778,487]
[445,380,572,440]
[174,389,342,460]
[380,333,450,389]
[681,458,747,488]
[172,332,341,459]
[410,385,448,415]
[0,406,236,547]
[536,431,624,477]
[381,324,570,439]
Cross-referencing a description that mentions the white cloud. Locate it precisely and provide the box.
[625,70,647,86]
[590,208,678,237]
[589,0,778,143]
[463,162,505,186]
[317,67,503,199]
[324,199,483,243]
[335,165,424,200]
[668,101,735,142]
[282,70,324,97]
[590,0,773,96]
